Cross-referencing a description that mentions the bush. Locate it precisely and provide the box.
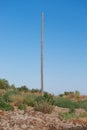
[30,88,40,93]
[0,98,14,111]
[2,89,20,102]
[18,103,26,111]
[74,91,80,101]
[59,94,64,97]
[34,93,54,114]
[9,84,16,90]
[59,111,87,120]
[77,100,87,111]
[9,95,24,103]
[64,91,74,96]
[35,92,54,105]
[34,101,54,114]
[59,112,76,120]
[43,92,54,105]
[35,95,45,103]
[0,79,9,89]
[23,94,37,107]
[17,86,29,92]
[69,106,75,113]
[53,97,78,109]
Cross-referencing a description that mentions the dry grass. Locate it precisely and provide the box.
[0,89,5,95]
[9,95,24,106]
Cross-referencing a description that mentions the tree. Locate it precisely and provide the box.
[0,79,9,89]
[9,84,16,90]
[18,85,29,92]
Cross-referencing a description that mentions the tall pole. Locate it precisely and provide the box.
[41,12,44,96]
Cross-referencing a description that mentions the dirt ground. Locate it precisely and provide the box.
[0,106,87,130]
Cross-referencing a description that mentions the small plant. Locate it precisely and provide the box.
[79,112,87,118]
[69,106,75,113]
[34,101,54,114]
[53,97,78,109]
[43,92,54,105]
[23,94,37,107]
[59,112,76,120]
[35,93,54,105]
[9,95,24,103]
[2,93,9,102]
[0,98,14,111]
[2,89,20,102]
[18,103,26,111]
[59,111,87,120]
[77,100,87,111]
[75,91,80,101]
[35,95,45,103]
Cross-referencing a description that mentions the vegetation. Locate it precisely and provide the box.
[0,98,14,111]
[0,79,9,89]
[59,111,87,120]
[53,97,78,109]
[23,94,37,107]
[59,112,76,120]
[34,93,54,114]
[34,101,54,114]
[30,88,40,93]
[17,85,29,92]
[0,78,87,118]
[2,89,20,102]
[77,100,87,111]
[18,103,26,111]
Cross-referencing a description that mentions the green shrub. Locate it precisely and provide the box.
[78,112,87,118]
[35,95,45,103]
[2,89,20,102]
[23,94,37,107]
[54,98,87,111]
[77,100,87,111]
[64,91,74,96]
[69,106,75,113]
[59,112,76,120]
[59,111,87,120]
[0,98,14,111]
[18,103,26,111]
[17,86,29,92]
[35,93,54,105]
[34,101,54,114]
[59,94,64,97]
[34,94,54,114]
[30,88,40,93]
[0,79,9,89]
[9,95,24,103]
[43,92,54,105]
[9,84,16,90]
[74,91,80,101]
[53,97,78,109]
[2,93,9,102]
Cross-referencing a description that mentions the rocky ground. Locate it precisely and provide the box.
[0,107,87,130]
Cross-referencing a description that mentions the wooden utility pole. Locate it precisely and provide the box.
[41,12,44,96]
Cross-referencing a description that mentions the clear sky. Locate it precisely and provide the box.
[0,0,87,95]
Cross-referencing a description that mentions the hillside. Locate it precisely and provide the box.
[0,106,87,130]
[0,79,87,129]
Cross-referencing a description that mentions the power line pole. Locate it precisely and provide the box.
[41,12,44,96]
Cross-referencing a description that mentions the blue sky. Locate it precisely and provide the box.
[0,0,87,95]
